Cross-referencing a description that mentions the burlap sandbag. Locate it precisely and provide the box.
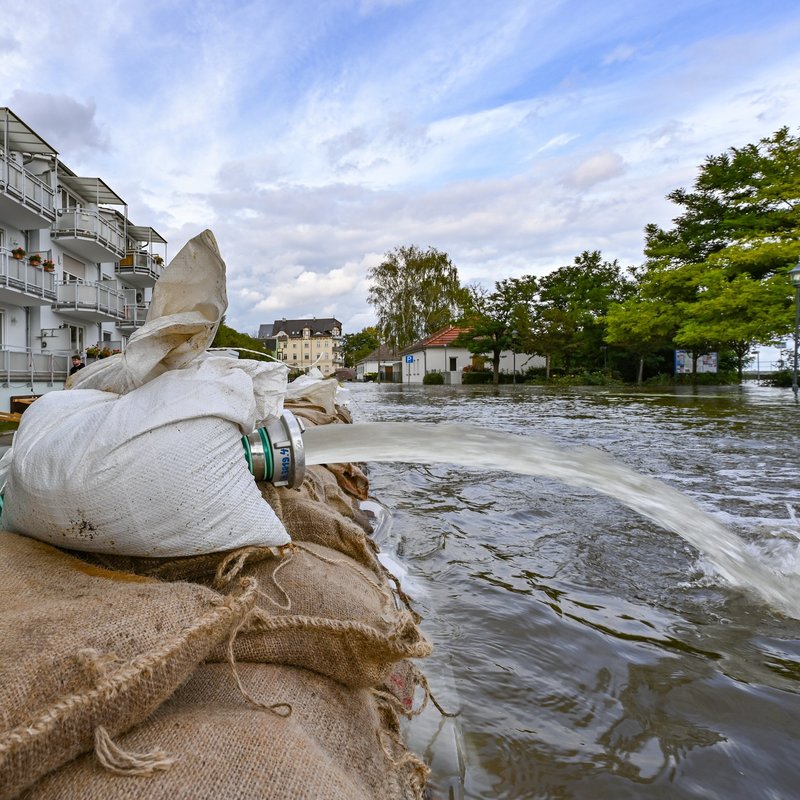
[24,663,428,800]
[207,541,432,688]
[0,532,254,800]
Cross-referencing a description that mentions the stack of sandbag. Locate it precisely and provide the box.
[0,231,434,798]
[24,396,435,799]
[24,665,425,800]
[0,532,254,800]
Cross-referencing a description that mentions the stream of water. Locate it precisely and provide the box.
[334,382,800,800]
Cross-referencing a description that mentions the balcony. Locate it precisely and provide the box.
[0,158,56,229]
[119,300,150,332]
[51,209,126,262]
[0,346,69,387]
[116,251,164,288]
[51,280,125,322]
[0,250,56,305]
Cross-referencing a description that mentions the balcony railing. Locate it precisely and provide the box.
[116,251,164,285]
[52,280,126,321]
[51,209,126,259]
[119,301,149,331]
[0,157,56,222]
[0,346,70,387]
[0,250,57,303]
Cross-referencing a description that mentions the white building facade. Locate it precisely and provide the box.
[0,108,166,412]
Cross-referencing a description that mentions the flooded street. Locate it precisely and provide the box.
[346,383,800,799]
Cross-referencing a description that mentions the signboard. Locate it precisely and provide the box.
[675,350,718,374]
[405,355,414,363]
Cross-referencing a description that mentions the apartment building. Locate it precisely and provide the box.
[258,318,343,377]
[0,108,166,411]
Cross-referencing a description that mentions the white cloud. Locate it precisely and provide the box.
[568,151,627,188]
[603,44,637,65]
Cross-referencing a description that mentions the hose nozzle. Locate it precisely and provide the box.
[242,410,306,488]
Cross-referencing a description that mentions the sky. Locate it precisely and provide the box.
[2,0,800,366]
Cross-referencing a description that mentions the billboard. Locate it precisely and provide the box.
[675,350,718,374]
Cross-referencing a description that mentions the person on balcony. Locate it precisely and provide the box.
[69,355,85,375]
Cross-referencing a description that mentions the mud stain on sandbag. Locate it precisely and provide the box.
[67,514,98,542]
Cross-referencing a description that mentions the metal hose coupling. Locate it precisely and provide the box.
[242,410,306,488]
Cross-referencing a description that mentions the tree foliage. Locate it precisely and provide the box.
[342,326,380,367]
[455,276,538,384]
[367,245,464,351]
[606,127,800,382]
[531,251,633,374]
[211,319,272,361]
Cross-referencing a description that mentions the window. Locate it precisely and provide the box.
[449,356,457,371]
[68,325,84,354]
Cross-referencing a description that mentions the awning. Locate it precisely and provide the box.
[57,172,125,206]
[126,225,167,245]
[0,108,58,157]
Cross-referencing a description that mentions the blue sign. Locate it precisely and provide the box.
[405,355,414,363]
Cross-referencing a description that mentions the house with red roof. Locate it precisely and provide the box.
[399,326,475,384]
[399,325,545,384]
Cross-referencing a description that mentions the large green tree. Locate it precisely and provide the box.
[455,276,538,384]
[627,127,800,382]
[367,245,464,351]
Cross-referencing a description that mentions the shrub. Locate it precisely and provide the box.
[423,372,444,385]
[461,370,492,384]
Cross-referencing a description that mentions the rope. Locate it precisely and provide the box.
[224,610,293,718]
[94,726,175,776]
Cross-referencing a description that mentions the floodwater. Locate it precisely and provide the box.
[344,382,800,800]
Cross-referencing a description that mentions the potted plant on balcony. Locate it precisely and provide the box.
[29,254,42,267]
[153,254,164,266]
[42,259,55,272]
[85,346,100,360]
[11,246,25,260]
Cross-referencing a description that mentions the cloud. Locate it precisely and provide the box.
[568,151,627,188]
[603,44,637,65]
[8,91,109,157]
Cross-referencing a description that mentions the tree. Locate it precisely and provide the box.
[211,319,272,361]
[455,276,538,384]
[342,326,380,367]
[635,127,800,382]
[367,245,465,351]
[531,251,633,374]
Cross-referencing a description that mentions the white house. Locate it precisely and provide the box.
[400,325,545,384]
[0,107,166,412]
[400,327,473,384]
[355,345,401,382]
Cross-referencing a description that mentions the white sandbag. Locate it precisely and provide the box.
[0,357,290,556]
[68,229,229,396]
[285,368,339,415]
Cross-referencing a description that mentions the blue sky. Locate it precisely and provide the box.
[3,0,799,365]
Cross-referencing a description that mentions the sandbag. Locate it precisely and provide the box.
[207,542,432,688]
[0,229,291,557]
[24,663,427,800]
[0,532,254,800]
[1,357,289,556]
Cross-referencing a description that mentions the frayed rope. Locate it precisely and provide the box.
[94,726,175,776]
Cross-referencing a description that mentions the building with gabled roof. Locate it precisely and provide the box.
[355,344,401,382]
[260,317,343,377]
[400,325,544,383]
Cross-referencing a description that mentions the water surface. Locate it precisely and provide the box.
[345,383,800,800]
